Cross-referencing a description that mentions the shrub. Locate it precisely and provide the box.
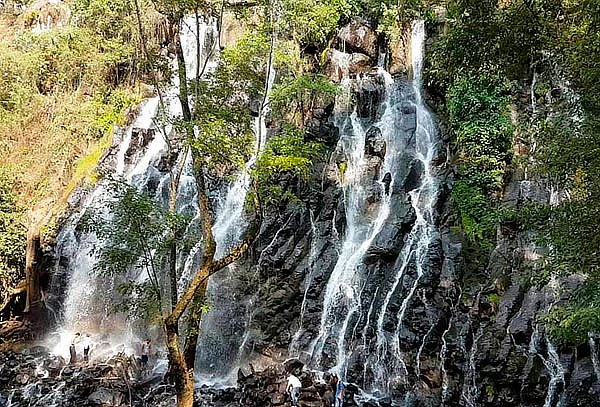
[0,169,26,307]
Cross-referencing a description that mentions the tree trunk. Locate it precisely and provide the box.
[166,319,196,407]
[24,231,41,314]
[173,20,192,122]
[24,229,47,333]
[162,13,263,407]
[182,287,207,368]
[168,147,189,332]
[169,243,179,323]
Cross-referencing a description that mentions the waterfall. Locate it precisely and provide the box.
[542,339,566,407]
[289,210,319,355]
[195,39,277,385]
[305,20,442,395]
[590,334,600,383]
[47,16,219,359]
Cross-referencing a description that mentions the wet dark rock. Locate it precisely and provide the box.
[365,126,386,158]
[306,109,338,147]
[284,358,304,374]
[354,75,385,118]
[364,156,384,184]
[382,172,392,195]
[365,194,415,260]
[125,128,154,162]
[88,387,125,406]
[0,349,161,407]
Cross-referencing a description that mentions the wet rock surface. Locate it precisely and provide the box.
[0,349,363,407]
[10,19,600,407]
[0,347,176,407]
[204,73,600,407]
[198,361,359,407]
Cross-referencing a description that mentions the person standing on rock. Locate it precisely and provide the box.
[286,373,302,406]
[331,374,345,407]
[70,332,81,364]
[140,338,151,369]
[82,333,92,363]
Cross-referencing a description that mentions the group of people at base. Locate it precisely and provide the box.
[69,332,93,364]
[286,372,345,407]
[69,332,152,370]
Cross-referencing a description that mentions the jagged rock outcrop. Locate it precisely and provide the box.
[325,49,374,83]
[337,20,378,59]
[198,360,359,407]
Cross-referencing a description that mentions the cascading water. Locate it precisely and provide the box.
[195,42,277,385]
[305,20,442,396]
[289,210,320,355]
[47,16,219,358]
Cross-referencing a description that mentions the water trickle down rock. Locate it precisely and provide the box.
[46,15,219,359]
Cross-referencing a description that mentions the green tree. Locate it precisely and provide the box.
[84,179,191,321]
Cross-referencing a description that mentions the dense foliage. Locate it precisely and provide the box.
[428,0,600,344]
[0,170,26,308]
[254,125,324,204]
[0,0,166,208]
[447,75,512,245]
[0,0,167,313]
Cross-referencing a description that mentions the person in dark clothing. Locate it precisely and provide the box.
[140,338,150,368]
[329,374,345,407]
[69,332,81,364]
[382,172,392,195]
[82,333,92,363]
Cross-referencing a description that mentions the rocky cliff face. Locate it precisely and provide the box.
[195,21,600,407]
[3,16,599,407]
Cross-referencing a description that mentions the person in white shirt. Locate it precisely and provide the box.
[286,374,302,406]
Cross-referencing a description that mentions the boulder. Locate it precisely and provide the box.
[325,49,373,82]
[15,372,30,385]
[338,20,379,58]
[365,126,386,158]
[270,391,286,405]
[284,358,304,373]
[88,387,125,406]
[126,128,155,161]
[388,27,410,76]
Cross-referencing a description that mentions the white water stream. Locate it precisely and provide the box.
[195,35,277,385]
[305,21,442,395]
[48,16,218,361]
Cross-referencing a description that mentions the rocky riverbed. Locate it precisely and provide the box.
[0,347,371,407]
